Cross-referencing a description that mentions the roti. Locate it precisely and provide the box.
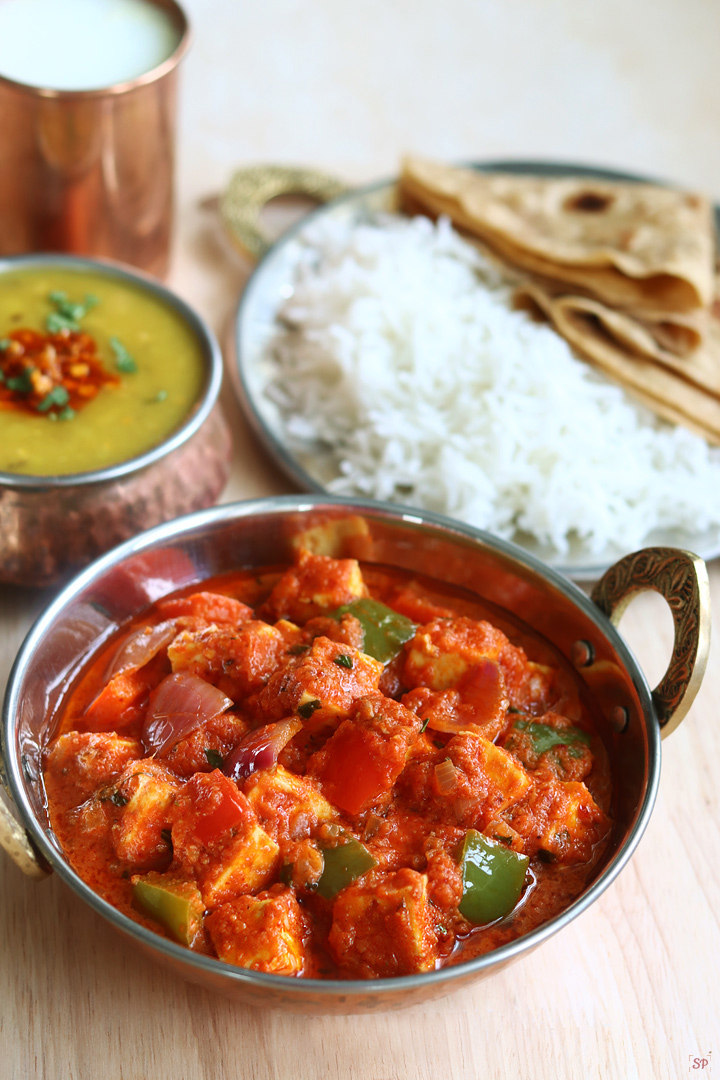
[400,156,716,313]
[513,281,720,444]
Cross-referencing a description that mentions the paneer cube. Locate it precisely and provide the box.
[255,636,383,729]
[244,764,337,843]
[290,515,371,559]
[111,760,182,869]
[170,771,280,908]
[44,731,142,806]
[168,619,298,699]
[508,777,610,864]
[206,884,309,975]
[308,696,422,816]
[262,549,367,624]
[403,617,510,691]
[328,868,438,978]
[430,734,532,829]
[199,826,280,908]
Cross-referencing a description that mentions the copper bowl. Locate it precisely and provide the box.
[0,497,710,1012]
[0,253,232,586]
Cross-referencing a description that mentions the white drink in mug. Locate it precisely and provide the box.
[0,0,182,90]
[0,0,189,275]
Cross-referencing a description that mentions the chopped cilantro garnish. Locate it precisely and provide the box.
[420,717,430,733]
[45,291,98,334]
[297,699,322,719]
[513,719,591,755]
[6,368,34,393]
[109,790,129,808]
[110,337,137,373]
[37,385,70,412]
[334,654,353,669]
[46,311,77,333]
[204,748,224,769]
[0,338,10,350]
[153,389,168,402]
[57,406,76,421]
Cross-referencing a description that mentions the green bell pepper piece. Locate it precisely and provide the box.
[456,830,529,925]
[132,873,204,946]
[513,719,591,756]
[329,598,416,664]
[315,837,377,900]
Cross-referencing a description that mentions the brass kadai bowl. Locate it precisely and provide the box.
[0,497,711,1012]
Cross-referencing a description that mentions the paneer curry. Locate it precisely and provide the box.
[44,548,612,980]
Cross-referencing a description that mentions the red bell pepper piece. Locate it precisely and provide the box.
[314,722,393,816]
[184,770,248,846]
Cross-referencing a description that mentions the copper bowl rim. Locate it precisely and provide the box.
[0,251,223,490]
[0,0,191,99]
[0,495,662,1005]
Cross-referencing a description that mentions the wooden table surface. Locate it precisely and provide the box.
[2,2,719,1077]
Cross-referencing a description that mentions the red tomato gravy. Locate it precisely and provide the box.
[43,550,613,980]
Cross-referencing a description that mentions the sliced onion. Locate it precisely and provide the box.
[107,620,178,680]
[142,672,234,756]
[434,757,459,794]
[362,812,383,841]
[223,718,303,783]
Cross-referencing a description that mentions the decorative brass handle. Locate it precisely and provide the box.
[591,547,711,738]
[0,794,50,879]
[220,165,349,261]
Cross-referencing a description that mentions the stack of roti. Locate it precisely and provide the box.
[399,156,720,443]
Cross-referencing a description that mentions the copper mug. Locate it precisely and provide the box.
[0,0,190,278]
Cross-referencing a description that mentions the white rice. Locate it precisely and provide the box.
[264,212,720,560]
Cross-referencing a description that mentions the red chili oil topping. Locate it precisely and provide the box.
[0,327,120,419]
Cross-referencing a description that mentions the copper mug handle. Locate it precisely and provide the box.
[220,164,348,261]
[592,547,711,738]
